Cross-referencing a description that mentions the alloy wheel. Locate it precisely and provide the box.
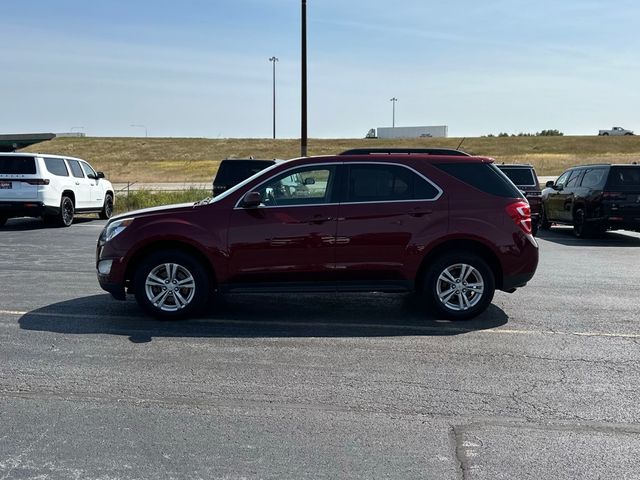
[144,263,196,312]
[435,263,485,312]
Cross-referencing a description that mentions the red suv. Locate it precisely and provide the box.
[97,149,538,320]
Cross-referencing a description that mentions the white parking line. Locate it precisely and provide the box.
[1,309,639,339]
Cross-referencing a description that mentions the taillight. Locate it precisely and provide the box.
[506,201,532,234]
[23,179,50,185]
[602,191,625,201]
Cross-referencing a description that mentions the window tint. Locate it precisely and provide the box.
[580,169,607,188]
[555,171,571,187]
[498,167,536,186]
[67,159,85,178]
[81,162,97,178]
[257,166,334,206]
[0,156,36,174]
[216,160,275,186]
[435,163,523,198]
[346,164,439,202]
[565,170,583,188]
[44,158,69,177]
[606,166,640,189]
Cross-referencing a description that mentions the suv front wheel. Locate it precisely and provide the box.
[423,252,495,320]
[133,250,210,319]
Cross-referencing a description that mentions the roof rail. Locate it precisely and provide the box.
[339,148,470,156]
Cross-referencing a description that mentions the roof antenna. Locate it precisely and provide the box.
[456,137,466,151]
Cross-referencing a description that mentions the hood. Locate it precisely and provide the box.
[110,202,198,222]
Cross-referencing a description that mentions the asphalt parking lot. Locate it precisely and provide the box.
[1,217,640,479]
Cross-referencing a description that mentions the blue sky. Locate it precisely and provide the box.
[1,0,639,138]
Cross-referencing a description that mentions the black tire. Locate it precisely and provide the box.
[531,219,539,236]
[423,252,495,321]
[0,216,7,227]
[57,196,75,227]
[99,193,114,220]
[602,132,609,136]
[539,205,552,230]
[133,250,210,320]
[572,208,592,238]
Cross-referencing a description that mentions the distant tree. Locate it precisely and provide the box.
[536,129,564,136]
[498,132,509,137]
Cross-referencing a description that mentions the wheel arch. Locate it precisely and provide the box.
[61,190,76,205]
[124,240,217,292]
[415,239,504,291]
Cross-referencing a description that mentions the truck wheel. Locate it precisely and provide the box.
[423,252,495,321]
[573,208,592,238]
[539,206,551,230]
[0,216,7,227]
[56,196,75,227]
[602,132,609,136]
[99,193,114,219]
[133,250,210,319]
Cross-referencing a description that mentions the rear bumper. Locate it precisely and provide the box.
[0,201,58,218]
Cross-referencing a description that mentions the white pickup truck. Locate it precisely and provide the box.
[598,126,634,136]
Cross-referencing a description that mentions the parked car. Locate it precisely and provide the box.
[0,153,114,227]
[496,163,542,235]
[97,148,538,321]
[598,127,634,136]
[540,163,640,237]
[212,158,277,196]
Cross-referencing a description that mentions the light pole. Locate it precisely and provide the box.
[130,124,148,137]
[269,56,279,139]
[301,0,308,157]
[390,97,398,128]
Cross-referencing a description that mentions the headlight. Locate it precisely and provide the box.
[103,218,134,242]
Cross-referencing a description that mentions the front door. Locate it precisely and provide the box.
[227,165,339,286]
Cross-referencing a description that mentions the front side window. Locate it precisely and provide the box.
[256,166,334,207]
[81,162,97,178]
[555,171,571,188]
[565,170,584,188]
[346,164,439,202]
[67,159,85,178]
[44,158,69,177]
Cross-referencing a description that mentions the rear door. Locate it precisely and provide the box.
[604,166,640,222]
[0,155,39,201]
[334,163,447,286]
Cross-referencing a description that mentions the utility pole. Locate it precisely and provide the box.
[390,97,398,128]
[269,56,278,139]
[301,0,308,157]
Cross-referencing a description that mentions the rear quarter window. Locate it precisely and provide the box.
[44,158,69,177]
[0,156,36,174]
[606,166,640,190]
[435,162,524,198]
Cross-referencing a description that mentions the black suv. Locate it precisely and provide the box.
[540,163,640,237]
[212,158,277,196]
[496,164,542,235]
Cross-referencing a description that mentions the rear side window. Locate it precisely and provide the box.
[44,158,69,177]
[498,167,536,186]
[580,168,607,188]
[606,166,640,190]
[435,163,523,198]
[0,156,36,174]
[67,159,85,178]
[346,164,440,202]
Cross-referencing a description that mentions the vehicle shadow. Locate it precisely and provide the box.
[0,216,100,231]
[18,293,509,343]
[537,226,640,247]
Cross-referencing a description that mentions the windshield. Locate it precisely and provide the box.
[209,161,283,203]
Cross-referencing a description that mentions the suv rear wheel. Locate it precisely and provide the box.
[573,208,592,238]
[52,195,75,227]
[539,205,551,230]
[423,252,495,320]
[133,250,210,319]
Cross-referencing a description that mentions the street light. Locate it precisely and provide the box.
[130,124,148,137]
[390,97,398,128]
[301,0,308,157]
[269,56,279,139]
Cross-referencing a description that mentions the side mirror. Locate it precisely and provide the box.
[96,171,105,179]
[554,184,564,191]
[545,180,554,188]
[303,177,315,185]
[241,191,262,208]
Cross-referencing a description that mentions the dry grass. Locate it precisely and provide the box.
[20,135,640,182]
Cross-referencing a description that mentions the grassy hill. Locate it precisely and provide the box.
[21,135,640,183]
